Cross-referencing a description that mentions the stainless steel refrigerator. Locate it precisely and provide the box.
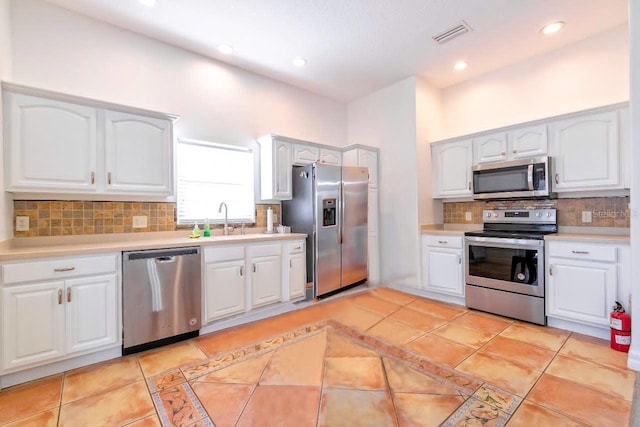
[282,164,368,298]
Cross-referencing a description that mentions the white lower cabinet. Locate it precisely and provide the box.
[546,241,618,330]
[251,254,282,307]
[1,253,120,373]
[204,259,246,322]
[422,234,464,297]
[287,241,306,300]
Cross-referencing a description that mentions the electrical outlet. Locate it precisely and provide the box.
[465,212,472,221]
[581,211,592,223]
[132,215,148,228]
[16,216,29,232]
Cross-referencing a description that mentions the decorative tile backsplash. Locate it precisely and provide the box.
[13,201,281,237]
[443,196,630,228]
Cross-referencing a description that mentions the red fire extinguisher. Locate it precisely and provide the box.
[610,301,631,352]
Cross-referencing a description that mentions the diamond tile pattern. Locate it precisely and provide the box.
[0,288,634,426]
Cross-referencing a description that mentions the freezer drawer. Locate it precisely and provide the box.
[122,247,201,351]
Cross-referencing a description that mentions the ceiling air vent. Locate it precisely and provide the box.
[432,21,472,44]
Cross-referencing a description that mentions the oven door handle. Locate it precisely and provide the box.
[527,164,534,190]
[465,236,544,249]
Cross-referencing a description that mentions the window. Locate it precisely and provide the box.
[177,139,255,225]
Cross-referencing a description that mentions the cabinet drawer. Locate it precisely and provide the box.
[288,241,305,254]
[423,235,463,249]
[248,244,281,258]
[204,245,245,263]
[547,242,616,262]
[2,254,118,285]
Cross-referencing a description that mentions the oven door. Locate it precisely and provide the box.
[465,236,544,297]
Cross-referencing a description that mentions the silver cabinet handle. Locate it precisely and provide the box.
[58,289,63,305]
[290,259,292,268]
[458,255,461,264]
[239,266,243,276]
[438,240,448,244]
[468,182,471,191]
[253,263,256,273]
[90,171,95,184]
[67,288,72,303]
[294,246,301,250]
[571,250,589,255]
[501,152,506,156]
[54,267,75,272]
[549,265,553,276]
[513,149,517,154]
[107,172,112,185]
[555,173,559,184]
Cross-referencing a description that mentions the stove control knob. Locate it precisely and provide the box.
[493,213,498,217]
[547,212,552,217]
[485,212,492,218]
[536,212,542,217]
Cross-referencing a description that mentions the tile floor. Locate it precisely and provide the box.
[0,287,636,426]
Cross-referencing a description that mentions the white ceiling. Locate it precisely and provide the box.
[44,0,628,102]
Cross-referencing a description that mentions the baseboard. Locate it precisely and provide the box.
[547,317,609,340]
[389,284,465,306]
[627,349,640,371]
[0,347,121,389]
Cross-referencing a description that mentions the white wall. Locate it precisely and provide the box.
[348,76,420,287]
[627,1,640,371]
[9,0,346,149]
[0,0,12,241]
[416,77,444,225]
[441,25,629,139]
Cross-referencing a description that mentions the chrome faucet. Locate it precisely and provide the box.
[218,202,233,235]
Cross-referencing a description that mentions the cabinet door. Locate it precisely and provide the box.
[319,148,342,166]
[510,125,547,159]
[547,258,616,327]
[251,255,282,307]
[423,247,463,296]
[358,149,378,188]
[274,140,292,199]
[2,282,65,370]
[289,253,306,299]
[293,144,319,165]
[104,111,173,195]
[473,133,507,164]
[6,93,97,192]
[204,260,246,322]
[65,275,119,354]
[432,140,472,197]
[551,111,620,191]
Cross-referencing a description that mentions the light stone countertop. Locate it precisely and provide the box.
[420,224,478,235]
[544,233,630,244]
[0,230,308,261]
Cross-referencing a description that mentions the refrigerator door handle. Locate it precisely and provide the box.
[339,182,344,245]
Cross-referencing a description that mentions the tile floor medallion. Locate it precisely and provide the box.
[0,288,636,426]
[145,320,521,426]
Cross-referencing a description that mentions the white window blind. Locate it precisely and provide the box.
[177,139,255,225]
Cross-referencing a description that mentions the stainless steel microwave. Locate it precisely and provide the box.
[472,156,553,200]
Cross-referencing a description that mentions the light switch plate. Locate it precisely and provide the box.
[133,215,148,228]
[16,216,29,232]
[465,212,472,221]
[581,211,592,223]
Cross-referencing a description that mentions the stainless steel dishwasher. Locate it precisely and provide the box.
[122,247,201,354]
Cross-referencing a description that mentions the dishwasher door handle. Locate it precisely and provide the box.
[155,256,176,263]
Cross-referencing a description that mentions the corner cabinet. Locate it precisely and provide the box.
[421,234,465,302]
[1,253,120,373]
[3,85,176,197]
[431,140,472,198]
[258,135,292,200]
[550,111,622,191]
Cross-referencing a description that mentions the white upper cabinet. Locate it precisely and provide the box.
[510,124,548,159]
[473,126,547,165]
[319,148,342,166]
[3,86,176,198]
[259,135,293,200]
[432,139,472,198]
[550,111,620,191]
[5,93,98,192]
[473,132,507,164]
[104,111,173,195]
[292,144,319,165]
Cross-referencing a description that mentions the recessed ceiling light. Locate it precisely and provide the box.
[293,57,307,67]
[454,61,468,71]
[139,0,156,7]
[541,21,565,35]
[217,44,233,55]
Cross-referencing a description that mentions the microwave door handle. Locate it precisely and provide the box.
[527,164,534,190]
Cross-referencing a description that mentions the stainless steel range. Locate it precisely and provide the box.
[464,209,557,325]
